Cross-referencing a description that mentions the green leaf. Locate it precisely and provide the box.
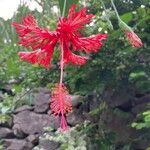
[136,123,146,129]
[131,122,138,128]
[143,111,150,115]
[120,12,133,23]
[129,71,147,82]
[58,0,78,16]
[146,147,150,150]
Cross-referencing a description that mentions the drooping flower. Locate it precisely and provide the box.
[125,31,143,48]
[110,0,143,48]
[12,4,107,130]
[12,5,107,68]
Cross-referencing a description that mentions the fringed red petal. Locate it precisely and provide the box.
[22,15,37,26]
[12,15,58,51]
[63,46,89,65]
[13,15,58,68]
[18,49,53,68]
[72,34,107,53]
[68,4,94,29]
[12,15,37,37]
[18,51,39,64]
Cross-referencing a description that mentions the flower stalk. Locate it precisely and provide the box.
[62,0,67,17]
[110,0,143,48]
[100,0,113,30]
[110,0,120,21]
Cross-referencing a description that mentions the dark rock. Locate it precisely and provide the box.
[67,109,85,126]
[0,128,14,139]
[33,88,51,106]
[13,110,59,135]
[132,139,150,149]
[103,88,132,108]
[34,104,49,113]
[38,139,59,150]
[14,105,33,113]
[134,94,150,105]
[99,109,137,145]
[71,95,82,107]
[33,88,51,95]
[89,95,101,111]
[33,88,51,113]
[132,103,149,115]
[3,139,33,150]
[13,123,27,138]
[26,134,39,145]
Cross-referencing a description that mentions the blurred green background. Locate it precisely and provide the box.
[0,0,150,149]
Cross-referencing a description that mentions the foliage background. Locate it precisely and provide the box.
[0,0,150,149]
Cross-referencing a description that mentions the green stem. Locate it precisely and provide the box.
[100,0,113,30]
[110,0,132,31]
[60,41,64,86]
[110,0,121,20]
[62,0,67,17]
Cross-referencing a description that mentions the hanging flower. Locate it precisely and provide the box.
[12,4,107,130]
[125,31,143,48]
[12,4,107,68]
[110,0,143,48]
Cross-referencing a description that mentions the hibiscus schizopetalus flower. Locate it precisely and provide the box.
[12,4,107,68]
[125,31,143,48]
[12,4,107,130]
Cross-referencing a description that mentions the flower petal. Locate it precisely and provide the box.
[69,5,94,29]
[18,48,54,68]
[64,49,88,65]
[68,4,76,23]
[63,42,89,65]
[72,33,107,53]
[12,15,58,51]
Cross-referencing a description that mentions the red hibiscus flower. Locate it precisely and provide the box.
[12,4,107,68]
[12,4,107,130]
[125,31,143,48]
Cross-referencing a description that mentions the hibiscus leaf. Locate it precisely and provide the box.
[58,0,78,16]
[120,12,133,24]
